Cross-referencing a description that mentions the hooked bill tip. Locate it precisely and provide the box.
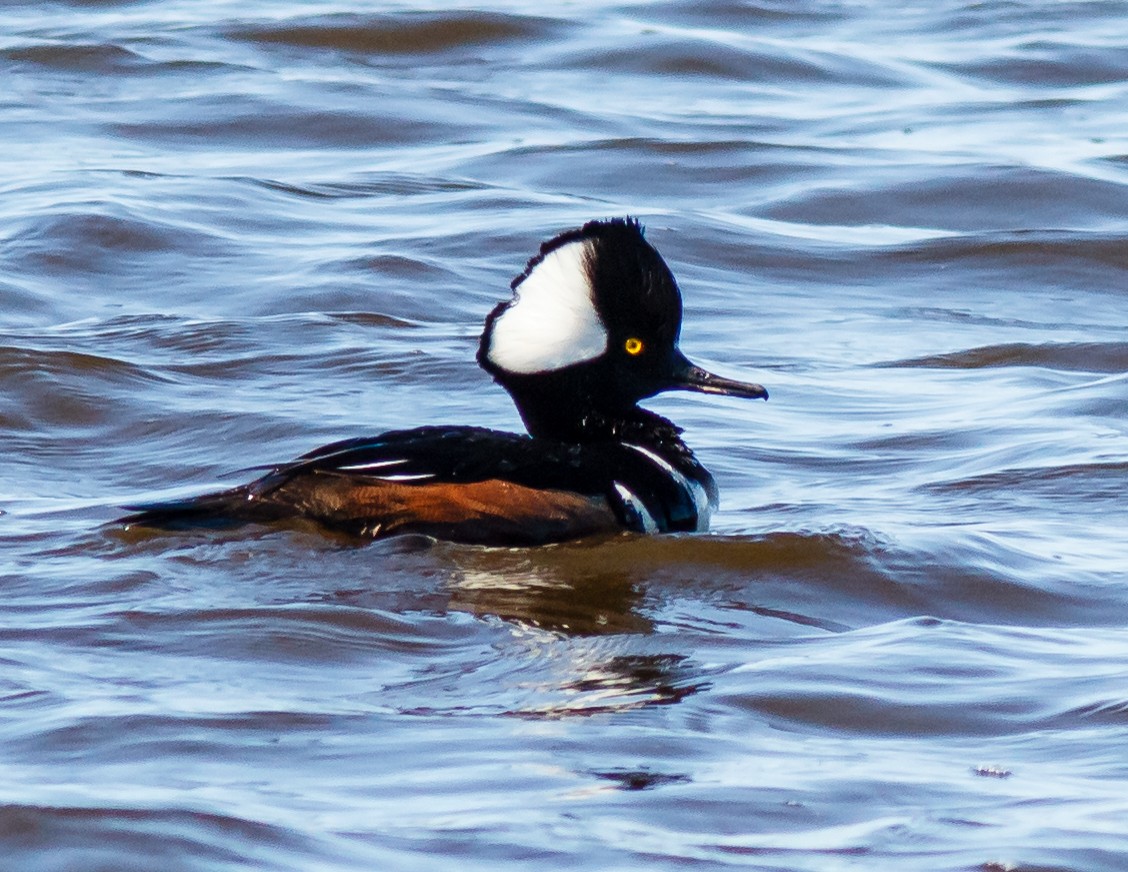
[670,358,769,401]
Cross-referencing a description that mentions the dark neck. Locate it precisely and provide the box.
[486,367,701,469]
[516,393,699,467]
[532,403,672,441]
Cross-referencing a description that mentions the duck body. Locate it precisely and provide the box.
[124,418,713,545]
[120,218,767,546]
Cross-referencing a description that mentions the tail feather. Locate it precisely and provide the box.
[118,487,274,530]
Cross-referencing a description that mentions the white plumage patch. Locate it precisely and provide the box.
[625,443,713,531]
[338,459,408,472]
[614,482,659,534]
[337,458,434,482]
[485,239,608,375]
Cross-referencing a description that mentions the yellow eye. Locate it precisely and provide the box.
[624,337,644,356]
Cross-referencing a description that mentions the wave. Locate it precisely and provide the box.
[3,43,144,73]
[226,11,564,56]
[716,618,1128,737]
[4,210,226,275]
[0,803,320,871]
[883,229,1128,273]
[882,341,1128,372]
[763,165,1128,234]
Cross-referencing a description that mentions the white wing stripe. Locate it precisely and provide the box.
[335,459,435,482]
[337,458,409,472]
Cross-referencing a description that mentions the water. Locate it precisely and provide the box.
[3,1,1128,869]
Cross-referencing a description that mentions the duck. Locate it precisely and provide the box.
[120,218,768,545]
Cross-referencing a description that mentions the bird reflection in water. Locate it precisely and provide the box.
[446,553,651,635]
[442,543,712,718]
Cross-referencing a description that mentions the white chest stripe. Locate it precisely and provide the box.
[624,443,712,531]
[613,482,659,534]
[486,239,608,374]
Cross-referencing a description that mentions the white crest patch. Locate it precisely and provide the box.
[485,239,608,374]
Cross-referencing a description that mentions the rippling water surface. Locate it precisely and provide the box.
[3,1,1128,869]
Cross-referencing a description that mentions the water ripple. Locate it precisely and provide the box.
[226,11,565,56]
[4,0,1128,868]
[884,341,1128,372]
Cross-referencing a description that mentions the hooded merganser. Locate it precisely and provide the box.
[120,218,768,545]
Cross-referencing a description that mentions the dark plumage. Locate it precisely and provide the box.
[120,218,767,545]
